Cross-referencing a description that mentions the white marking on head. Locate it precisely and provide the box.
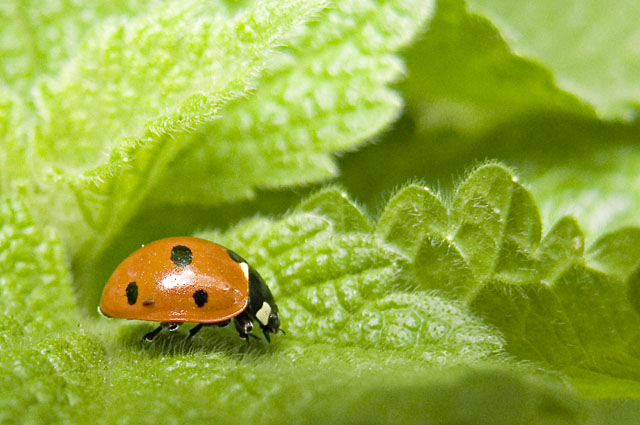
[240,262,249,280]
[256,302,271,326]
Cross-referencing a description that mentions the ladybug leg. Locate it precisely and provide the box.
[187,323,204,339]
[143,322,179,342]
[233,312,253,340]
[167,323,182,332]
[143,325,164,342]
[217,320,230,328]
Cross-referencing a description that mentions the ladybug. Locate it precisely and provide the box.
[98,237,281,342]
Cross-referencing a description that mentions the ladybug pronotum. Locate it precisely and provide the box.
[98,237,281,342]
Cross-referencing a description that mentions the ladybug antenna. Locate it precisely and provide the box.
[279,329,287,335]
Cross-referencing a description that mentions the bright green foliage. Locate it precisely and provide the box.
[528,145,640,240]
[196,187,503,361]
[340,0,640,244]
[38,0,325,251]
[376,164,544,296]
[2,0,436,310]
[587,227,640,280]
[399,0,590,134]
[0,198,76,332]
[1,0,640,423]
[629,268,640,318]
[17,0,329,307]
[376,184,475,296]
[375,163,640,397]
[0,199,97,422]
[150,0,436,205]
[296,186,374,233]
[98,353,580,425]
[0,332,105,424]
[339,293,503,363]
[0,0,155,95]
[377,184,448,256]
[1,162,640,423]
[451,165,541,283]
[36,0,322,170]
[535,217,584,283]
[467,0,640,120]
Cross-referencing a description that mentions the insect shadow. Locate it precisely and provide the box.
[116,323,279,358]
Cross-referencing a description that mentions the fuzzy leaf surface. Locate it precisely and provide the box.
[0,198,76,332]
[467,0,640,120]
[375,163,640,398]
[25,0,326,307]
[2,172,640,422]
[149,0,435,205]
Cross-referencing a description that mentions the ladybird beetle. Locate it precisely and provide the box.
[98,237,281,342]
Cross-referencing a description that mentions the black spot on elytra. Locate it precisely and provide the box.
[227,249,245,263]
[193,289,208,307]
[171,245,192,266]
[126,282,138,305]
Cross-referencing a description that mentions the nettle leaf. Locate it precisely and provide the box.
[27,0,326,306]
[535,217,584,283]
[375,163,640,397]
[195,187,503,361]
[0,0,156,94]
[0,198,76,333]
[466,0,640,120]
[3,171,635,423]
[587,227,640,281]
[376,184,475,296]
[0,332,105,424]
[377,165,543,298]
[41,185,556,425]
[149,0,436,205]
[35,0,312,171]
[399,0,590,135]
[450,164,541,283]
[528,145,640,240]
[98,358,582,425]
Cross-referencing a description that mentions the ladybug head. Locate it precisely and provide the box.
[255,300,281,342]
[263,307,280,334]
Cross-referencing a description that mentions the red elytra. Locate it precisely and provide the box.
[99,237,249,323]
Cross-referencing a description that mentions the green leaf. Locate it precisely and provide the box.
[0,332,105,423]
[0,198,76,332]
[376,183,448,257]
[629,266,640,318]
[29,0,327,308]
[148,0,436,205]
[587,227,640,281]
[376,183,474,297]
[527,144,640,240]
[4,167,640,422]
[296,186,374,233]
[36,0,316,171]
[196,189,501,360]
[4,1,640,422]
[466,0,640,120]
[450,163,541,284]
[369,163,640,398]
[535,217,584,283]
[471,280,582,366]
[471,265,640,397]
[82,186,521,424]
[399,0,590,135]
[0,0,156,94]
